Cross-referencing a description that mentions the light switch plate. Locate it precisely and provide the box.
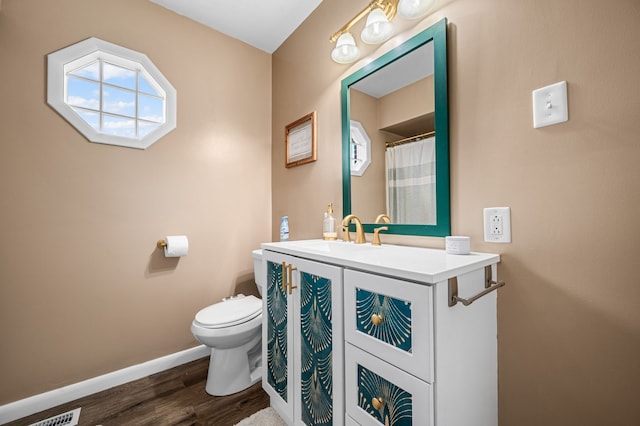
[532,81,568,128]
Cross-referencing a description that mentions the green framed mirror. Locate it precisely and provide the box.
[341,18,450,237]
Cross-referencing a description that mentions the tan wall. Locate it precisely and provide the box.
[378,76,434,129]
[0,0,271,404]
[273,0,640,425]
[350,89,386,223]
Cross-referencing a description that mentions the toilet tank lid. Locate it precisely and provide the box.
[195,295,262,327]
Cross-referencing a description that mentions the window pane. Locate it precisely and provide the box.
[69,61,99,81]
[139,94,164,123]
[49,38,175,148]
[139,121,162,139]
[102,114,136,139]
[102,86,135,117]
[71,107,100,132]
[139,74,159,96]
[103,62,136,90]
[67,77,100,111]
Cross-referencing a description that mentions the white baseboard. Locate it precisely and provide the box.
[0,345,209,424]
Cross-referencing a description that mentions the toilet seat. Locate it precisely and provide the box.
[194,295,262,329]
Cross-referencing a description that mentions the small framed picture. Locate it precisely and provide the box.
[285,111,317,168]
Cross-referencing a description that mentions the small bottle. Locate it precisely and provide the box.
[280,216,289,241]
[323,203,338,240]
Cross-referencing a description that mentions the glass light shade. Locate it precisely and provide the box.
[360,8,394,44]
[331,33,360,64]
[398,0,436,19]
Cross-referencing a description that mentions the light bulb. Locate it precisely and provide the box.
[398,0,436,19]
[331,33,360,64]
[360,8,394,44]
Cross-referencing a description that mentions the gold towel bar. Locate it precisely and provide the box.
[448,265,505,307]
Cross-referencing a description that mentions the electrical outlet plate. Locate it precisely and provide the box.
[484,207,511,243]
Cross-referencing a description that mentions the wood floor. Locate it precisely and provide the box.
[7,357,270,426]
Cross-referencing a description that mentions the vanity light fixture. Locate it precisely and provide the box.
[360,7,394,44]
[398,0,436,19]
[330,0,435,64]
[332,32,361,64]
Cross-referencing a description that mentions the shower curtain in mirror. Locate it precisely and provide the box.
[385,137,436,225]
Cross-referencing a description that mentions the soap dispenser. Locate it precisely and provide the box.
[323,203,338,240]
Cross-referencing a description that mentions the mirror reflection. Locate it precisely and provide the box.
[341,18,450,237]
[350,41,435,225]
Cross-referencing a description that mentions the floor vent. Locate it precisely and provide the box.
[28,408,81,426]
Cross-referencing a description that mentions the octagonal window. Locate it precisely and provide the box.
[48,38,176,149]
[350,120,371,176]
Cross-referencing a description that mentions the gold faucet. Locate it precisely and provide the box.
[372,214,391,246]
[375,214,391,224]
[372,226,388,246]
[341,214,366,244]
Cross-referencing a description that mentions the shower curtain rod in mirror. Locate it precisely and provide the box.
[385,130,435,148]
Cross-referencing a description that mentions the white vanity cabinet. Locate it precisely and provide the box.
[261,240,501,426]
[343,267,500,426]
[261,250,344,426]
[343,270,434,425]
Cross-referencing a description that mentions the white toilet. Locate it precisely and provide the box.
[191,249,264,396]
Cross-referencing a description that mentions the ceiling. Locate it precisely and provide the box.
[351,40,434,98]
[149,0,323,54]
[148,0,432,100]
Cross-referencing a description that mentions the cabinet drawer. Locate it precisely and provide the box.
[345,343,433,426]
[344,269,433,382]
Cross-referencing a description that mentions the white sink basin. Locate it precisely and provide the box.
[261,239,500,283]
[281,239,378,254]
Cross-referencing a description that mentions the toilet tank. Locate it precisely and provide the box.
[252,249,264,296]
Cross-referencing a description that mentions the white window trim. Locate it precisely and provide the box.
[47,37,176,149]
[350,120,371,176]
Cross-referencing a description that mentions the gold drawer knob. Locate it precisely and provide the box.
[371,313,384,326]
[372,397,384,410]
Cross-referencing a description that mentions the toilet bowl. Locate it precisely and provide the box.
[190,249,264,396]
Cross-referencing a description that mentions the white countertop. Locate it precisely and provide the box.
[261,239,500,284]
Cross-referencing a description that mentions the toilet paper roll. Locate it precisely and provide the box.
[164,235,189,257]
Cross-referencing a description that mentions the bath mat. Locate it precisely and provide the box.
[234,407,286,426]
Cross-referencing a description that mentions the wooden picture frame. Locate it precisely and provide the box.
[285,111,317,168]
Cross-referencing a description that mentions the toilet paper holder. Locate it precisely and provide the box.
[156,235,189,257]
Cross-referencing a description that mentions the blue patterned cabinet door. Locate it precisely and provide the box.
[300,271,334,426]
[355,288,412,353]
[357,364,413,426]
[267,260,288,401]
